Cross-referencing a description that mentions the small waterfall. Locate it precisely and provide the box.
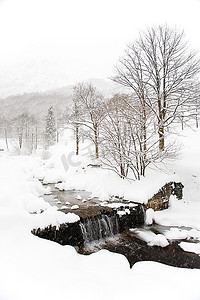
[80,214,119,243]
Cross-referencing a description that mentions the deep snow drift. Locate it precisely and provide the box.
[0,128,200,299]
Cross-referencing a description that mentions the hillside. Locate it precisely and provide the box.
[0,78,118,118]
[0,91,72,118]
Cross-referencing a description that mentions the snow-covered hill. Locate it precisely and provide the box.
[0,78,119,118]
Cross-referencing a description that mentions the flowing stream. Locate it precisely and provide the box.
[43,183,200,269]
[80,214,119,243]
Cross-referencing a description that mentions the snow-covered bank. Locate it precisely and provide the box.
[34,141,180,204]
[36,130,200,227]
[1,218,200,300]
[0,155,198,300]
[1,128,200,299]
[30,129,200,231]
[54,167,179,203]
[34,130,200,206]
[153,196,200,230]
[0,155,80,229]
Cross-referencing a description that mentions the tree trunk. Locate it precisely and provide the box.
[4,129,9,151]
[159,126,164,151]
[35,126,38,149]
[181,116,184,130]
[195,109,198,128]
[19,134,23,149]
[120,164,125,178]
[75,125,79,155]
[142,102,147,152]
[31,133,34,153]
[94,125,99,159]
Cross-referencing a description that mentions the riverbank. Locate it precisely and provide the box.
[1,127,200,299]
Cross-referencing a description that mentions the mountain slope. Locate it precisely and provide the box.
[0,78,118,118]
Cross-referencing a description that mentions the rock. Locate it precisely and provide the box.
[71,205,79,210]
[61,205,68,209]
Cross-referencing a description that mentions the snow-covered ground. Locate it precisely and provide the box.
[1,128,200,299]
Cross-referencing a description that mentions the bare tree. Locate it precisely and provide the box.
[53,107,67,144]
[73,83,105,159]
[101,95,131,178]
[101,94,178,179]
[45,106,56,149]
[113,25,200,151]
[12,112,38,153]
[68,96,84,155]
[0,114,12,151]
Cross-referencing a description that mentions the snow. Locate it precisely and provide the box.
[103,202,137,208]
[0,156,50,214]
[117,210,126,216]
[153,196,200,230]
[1,127,200,299]
[44,186,52,195]
[0,216,199,300]
[163,227,189,240]
[148,234,169,247]
[43,140,179,204]
[113,207,131,216]
[131,229,169,247]
[145,208,154,225]
[131,223,200,250]
[0,226,127,300]
[55,168,178,204]
[60,205,68,209]
[0,155,80,230]
[39,129,200,215]
[71,204,79,210]
[179,242,200,255]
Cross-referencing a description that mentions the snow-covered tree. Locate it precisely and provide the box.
[113,25,200,151]
[100,93,179,179]
[45,106,56,148]
[13,113,36,152]
[0,114,12,151]
[73,83,106,159]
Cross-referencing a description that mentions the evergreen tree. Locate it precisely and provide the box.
[45,106,56,148]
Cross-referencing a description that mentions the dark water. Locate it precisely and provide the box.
[43,184,200,269]
[78,228,200,269]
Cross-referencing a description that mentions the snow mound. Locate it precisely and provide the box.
[131,229,169,247]
[148,234,169,247]
[163,228,188,240]
[145,208,154,225]
[179,242,200,255]
[71,205,79,210]
[154,196,200,230]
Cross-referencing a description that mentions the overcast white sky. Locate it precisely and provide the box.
[0,0,200,97]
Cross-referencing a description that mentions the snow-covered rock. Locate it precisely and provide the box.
[148,234,169,247]
[179,242,200,255]
[145,208,154,225]
[71,205,79,210]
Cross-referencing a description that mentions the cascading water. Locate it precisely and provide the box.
[33,202,145,247]
[80,214,119,243]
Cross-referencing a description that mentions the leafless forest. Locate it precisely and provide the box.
[1,25,200,180]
